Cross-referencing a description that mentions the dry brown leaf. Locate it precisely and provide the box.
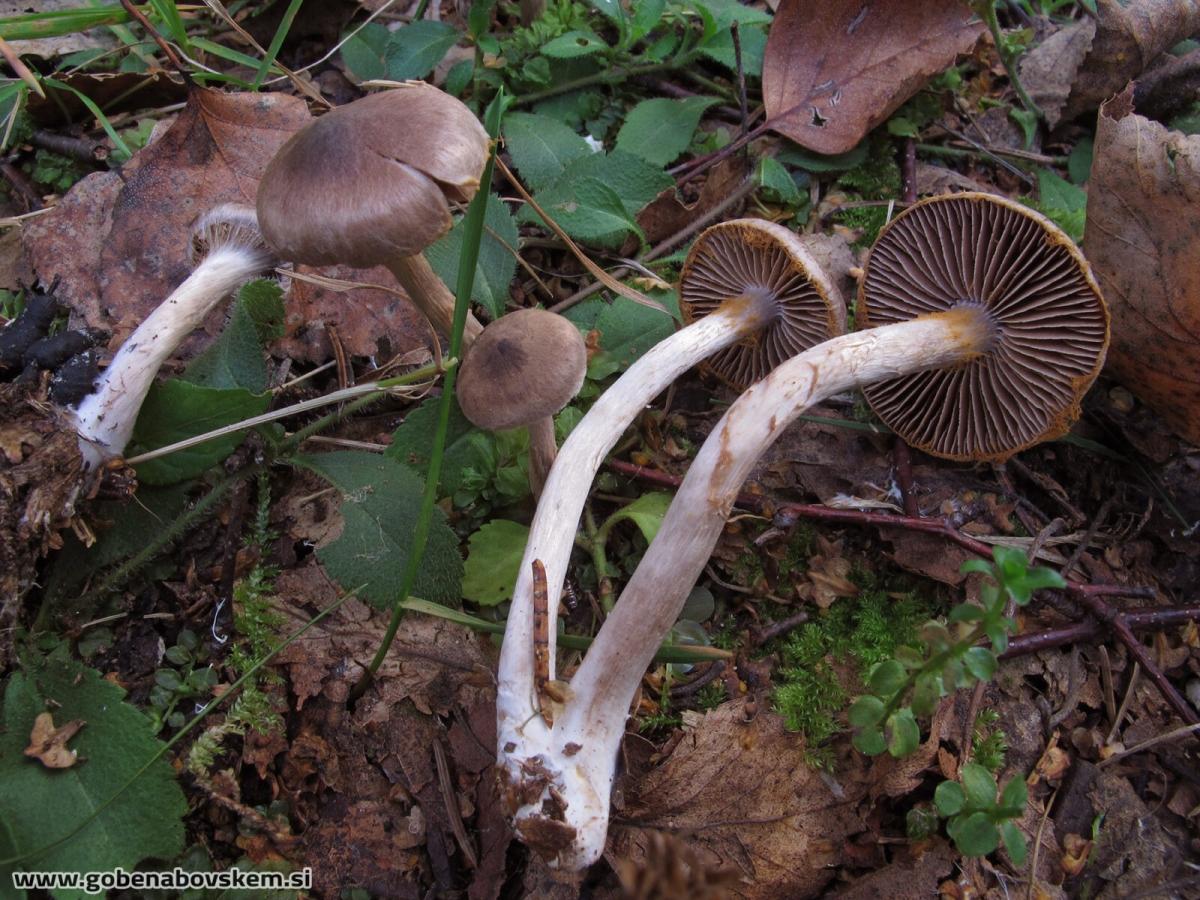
[1020,0,1200,128]
[762,0,982,154]
[613,703,867,899]
[835,840,958,900]
[23,711,85,768]
[1082,87,1200,444]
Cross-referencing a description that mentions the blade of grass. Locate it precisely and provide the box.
[399,597,734,664]
[147,0,189,51]
[351,92,509,702]
[2,587,358,868]
[0,7,137,41]
[41,77,132,160]
[251,0,304,90]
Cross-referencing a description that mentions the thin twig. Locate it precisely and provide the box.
[1098,721,1200,767]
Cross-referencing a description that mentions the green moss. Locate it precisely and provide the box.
[833,136,902,245]
[772,586,934,752]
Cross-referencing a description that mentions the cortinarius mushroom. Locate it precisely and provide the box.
[456,308,586,497]
[495,220,846,867]
[73,203,278,466]
[859,193,1109,460]
[501,194,1108,870]
[255,83,490,346]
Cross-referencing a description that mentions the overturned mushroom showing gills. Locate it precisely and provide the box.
[495,220,847,867]
[504,194,1108,870]
[73,204,278,467]
[256,83,489,346]
[456,308,586,497]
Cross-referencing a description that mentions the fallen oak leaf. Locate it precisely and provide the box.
[24,710,86,768]
[763,0,983,154]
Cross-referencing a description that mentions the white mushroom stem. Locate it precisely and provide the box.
[73,243,274,467]
[497,292,775,713]
[499,305,996,870]
[386,254,484,348]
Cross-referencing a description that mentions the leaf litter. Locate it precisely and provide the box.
[2,0,1200,896]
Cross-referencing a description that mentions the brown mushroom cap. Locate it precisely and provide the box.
[859,192,1109,462]
[256,83,489,268]
[679,219,847,387]
[456,308,587,431]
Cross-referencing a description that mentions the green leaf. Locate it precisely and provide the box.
[575,177,647,244]
[585,0,626,22]
[462,519,529,606]
[630,0,665,40]
[999,775,1028,815]
[959,558,995,578]
[951,811,999,856]
[298,452,463,608]
[984,620,1011,655]
[602,492,672,544]
[541,29,609,58]
[129,381,269,485]
[868,659,907,697]
[691,0,772,27]
[565,288,679,374]
[848,695,886,728]
[340,21,389,80]
[756,156,802,205]
[615,97,718,167]
[1009,107,1038,149]
[384,21,460,81]
[0,651,186,887]
[948,603,985,623]
[519,150,674,247]
[387,396,497,500]
[911,671,944,717]
[934,780,966,816]
[42,484,192,603]
[961,762,998,809]
[1031,169,1087,243]
[1068,136,1094,185]
[776,141,867,173]
[426,193,520,320]
[154,668,182,691]
[698,24,767,77]
[1017,566,1067,595]
[993,545,1027,581]
[963,646,998,682]
[886,707,920,757]
[184,280,283,393]
[999,819,1027,865]
[852,727,886,756]
[502,112,592,191]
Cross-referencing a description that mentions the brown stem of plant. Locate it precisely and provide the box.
[1002,607,1200,658]
[30,129,109,163]
[118,0,194,85]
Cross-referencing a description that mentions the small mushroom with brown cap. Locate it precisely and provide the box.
[256,82,490,347]
[73,203,278,467]
[494,220,848,869]
[456,308,586,497]
[500,194,1108,871]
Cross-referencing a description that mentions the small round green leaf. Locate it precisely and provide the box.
[999,820,1028,865]
[963,646,998,682]
[868,659,907,697]
[934,779,965,816]
[961,762,998,809]
[848,695,886,728]
[154,668,182,691]
[999,775,1029,815]
[951,811,1000,856]
[886,708,920,757]
[853,727,886,756]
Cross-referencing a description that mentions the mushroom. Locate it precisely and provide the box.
[501,193,1109,870]
[455,308,587,497]
[73,203,278,467]
[255,83,490,347]
[494,220,847,865]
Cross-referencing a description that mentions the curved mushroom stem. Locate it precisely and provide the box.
[73,243,275,467]
[386,253,484,349]
[501,306,995,870]
[526,416,557,499]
